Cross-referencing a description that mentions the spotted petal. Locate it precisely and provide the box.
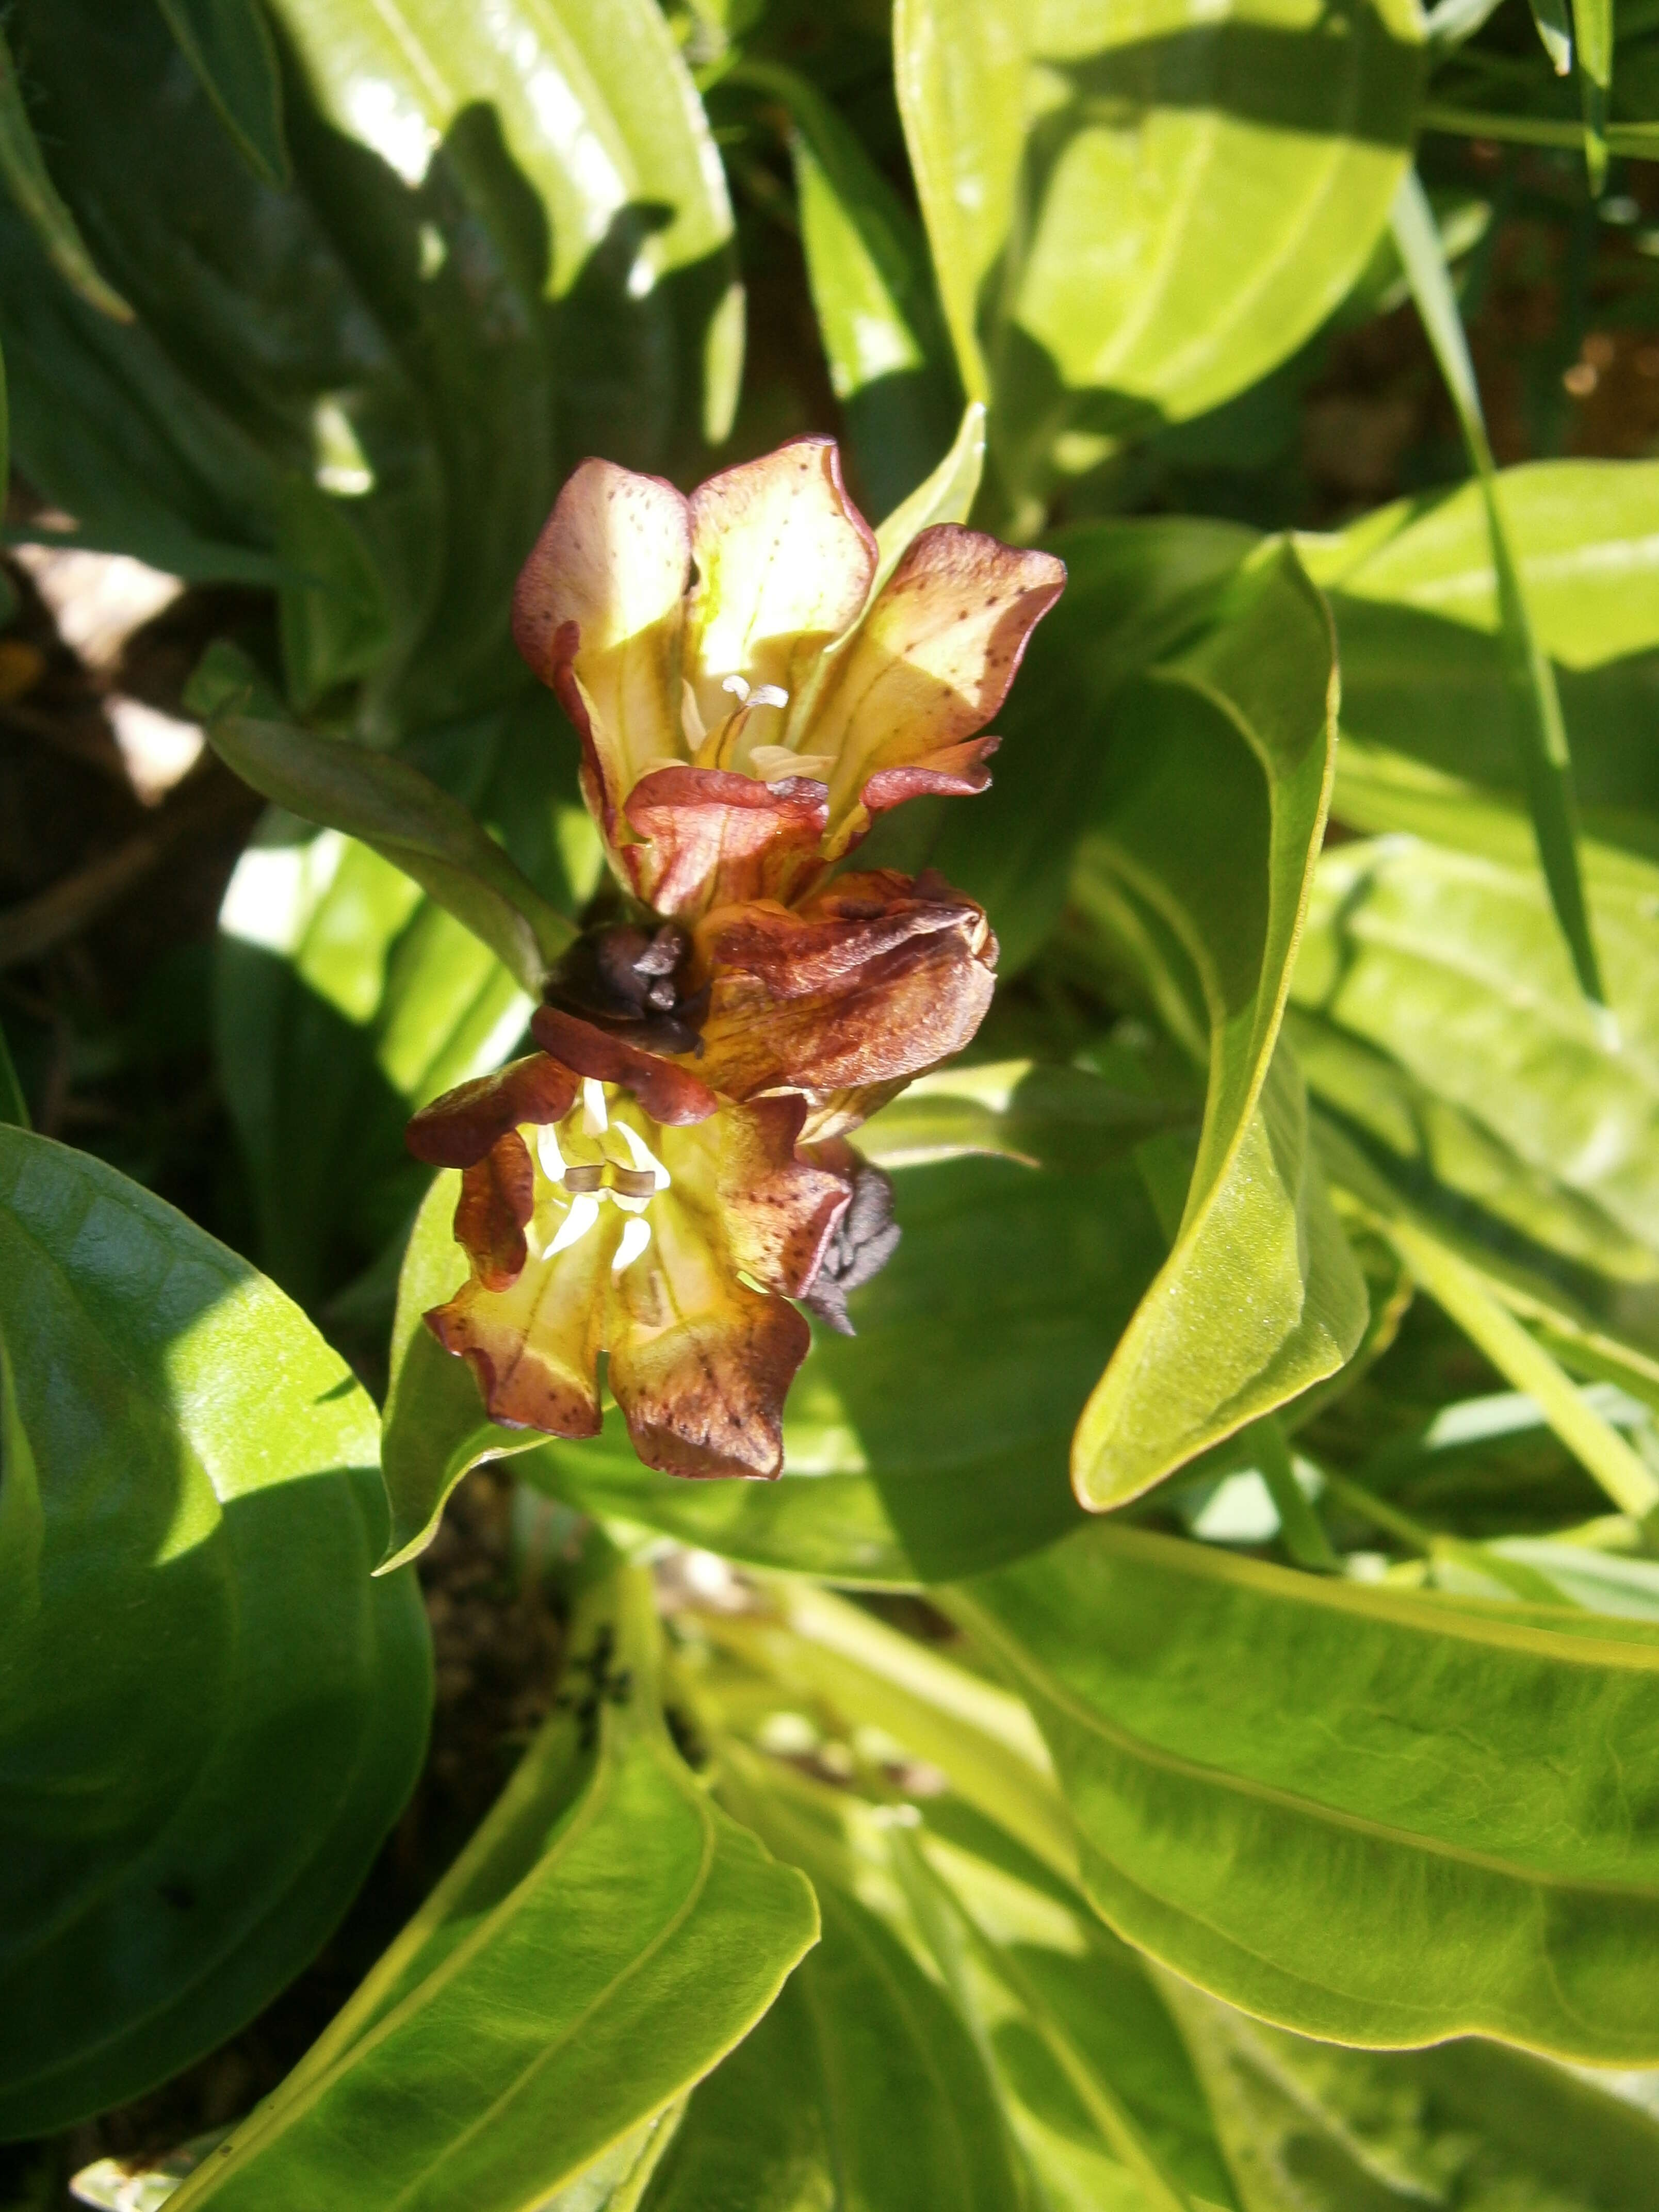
[405,1054,580,1169]
[682,437,876,738]
[512,459,692,843]
[806,524,1065,851]
[690,870,997,1105]
[427,1207,613,1439]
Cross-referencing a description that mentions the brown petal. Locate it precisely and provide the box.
[622,762,828,917]
[691,871,998,1099]
[683,437,876,735]
[715,1094,853,1297]
[406,1054,580,1168]
[806,524,1064,843]
[512,459,692,841]
[860,733,1000,816]
[529,1004,719,1125]
[453,1131,535,1291]
[425,1215,612,1438]
[607,1194,811,1480]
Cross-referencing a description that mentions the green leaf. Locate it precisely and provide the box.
[1164,1979,1659,2210]
[197,660,577,998]
[646,1762,1025,2212]
[1300,459,1659,860]
[734,59,961,522]
[1289,836,1659,1349]
[0,1126,431,2135]
[1067,541,1367,1509]
[274,474,393,712]
[872,400,987,593]
[1526,0,1575,74]
[954,1521,1659,2059]
[932,514,1259,972]
[0,1013,26,1130]
[1387,171,1603,1006]
[154,0,289,186]
[0,19,132,320]
[169,1564,818,2212]
[894,0,1422,521]
[523,1149,1167,1585]
[859,1060,1194,1176]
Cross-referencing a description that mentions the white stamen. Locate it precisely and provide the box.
[548,1192,601,1255]
[536,1124,566,1180]
[747,684,788,711]
[612,1215,653,1272]
[581,1078,609,1134]
[722,673,752,703]
[749,745,833,783]
[614,1119,671,1191]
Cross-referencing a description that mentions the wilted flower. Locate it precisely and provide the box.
[408,435,1065,1479]
[406,1019,851,1479]
[511,434,1065,916]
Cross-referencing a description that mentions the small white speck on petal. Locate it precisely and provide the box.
[536,1125,566,1180]
[612,1216,653,1272]
[722,673,752,703]
[548,1193,601,1256]
[581,1079,609,1135]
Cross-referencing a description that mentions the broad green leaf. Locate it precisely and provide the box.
[0,1126,431,2135]
[872,400,988,593]
[1067,541,1366,1508]
[154,0,289,186]
[0,20,131,319]
[954,1522,1659,2059]
[894,0,1422,521]
[523,1150,1167,1584]
[198,667,577,999]
[1289,837,1659,1344]
[1299,459,1659,858]
[1388,170,1602,1005]
[1164,1979,1659,2210]
[646,1761,1025,2212]
[734,59,960,522]
[932,514,1258,972]
[170,1564,818,2212]
[859,1060,1194,1175]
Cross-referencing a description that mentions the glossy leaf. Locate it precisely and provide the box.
[932,514,1258,972]
[1300,459,1659,857]
[170,1564,817,2212]
[859,1060,1193,1176]
[0,1126,431,2135]
[1067,540,1367,1509]
[0,19,131,319]
[522,1149,1167,1585]
[1289,836,1659,1348]
[894,0,1422,519]
[154,0,289,186]
[274,475,393,711]
[198,669,577,998]
[955,1522,1659,2059]
[1165,1979,1659,2210]
[736,59,960,521]
[1389,170,1602,1005]
[872,400,987,594]
[646,1760,1024,2212]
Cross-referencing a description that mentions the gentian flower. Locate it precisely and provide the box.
[407,435,1065,1481]
[510,434,1065,917]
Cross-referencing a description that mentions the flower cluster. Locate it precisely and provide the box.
[408,437,1064,1480]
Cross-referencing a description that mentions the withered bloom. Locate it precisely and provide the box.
[511,434,1065,917]
[406,1021,851,1480]
[408,435,1065,1482]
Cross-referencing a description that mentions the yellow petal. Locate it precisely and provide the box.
[513,459,692,835]
[807,523,1065,841]
[683,436,875,737]
[426,1208,616,1438]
